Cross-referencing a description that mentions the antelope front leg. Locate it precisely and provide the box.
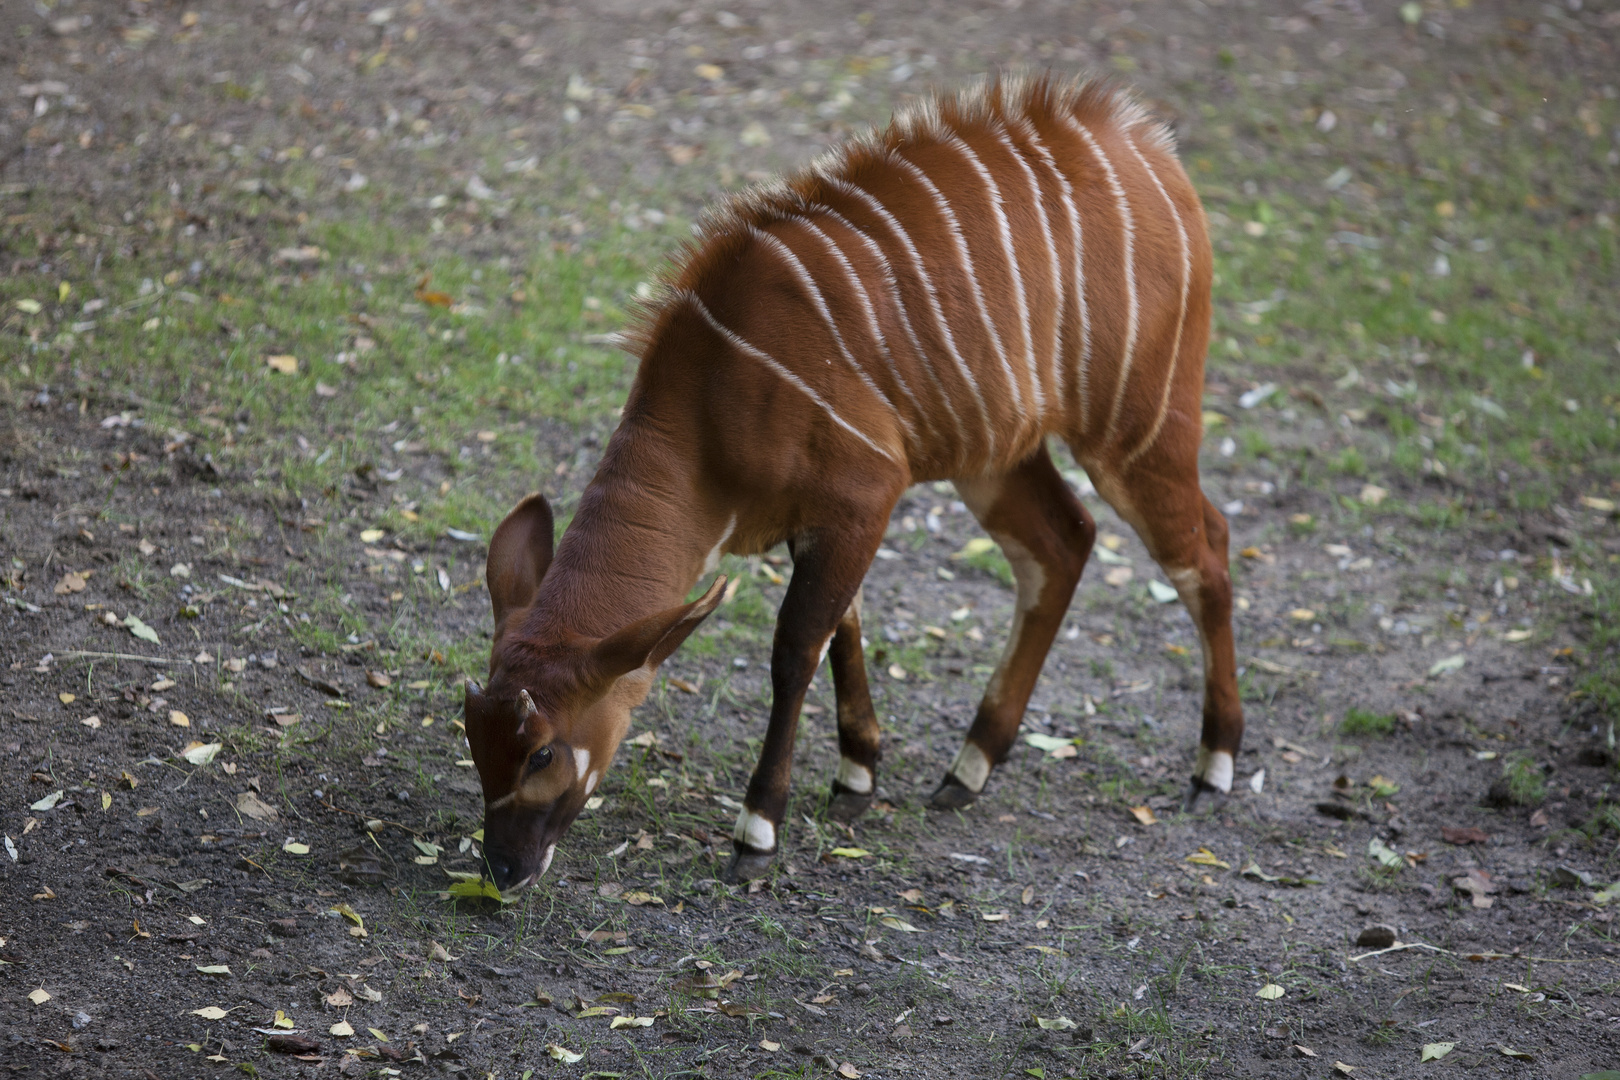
[930,448,1095,810]
[826,588,880,822]
[725,527,887,883]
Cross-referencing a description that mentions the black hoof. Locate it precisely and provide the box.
[927,773,979,811]
[722,844,775,883]
[826,783,874,823]
[1182,775,1220,813]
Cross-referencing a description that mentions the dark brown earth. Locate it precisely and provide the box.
[2,2,1619,1079]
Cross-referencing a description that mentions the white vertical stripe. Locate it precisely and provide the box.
[749,225,922,450]
[1061,116,1137,444]
[1019,120,1092,432]
[887,154,1025,417]
[827,176,994,456]
[814,204,971,452]
[992,125,1062,418]
[784,214,934,441]
[942,135,1042,416]
[1120,137,1192,468]
[684,292,899,464]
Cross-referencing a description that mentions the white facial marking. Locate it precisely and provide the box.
[537,843,557,876]
[1195,747,1234,793]
[583,770,600,796]
[572,745,591,783]
[733,808,776,852]
[835,757,874,795]
[950,742,992,793]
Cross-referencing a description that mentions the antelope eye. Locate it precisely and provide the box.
[527,745,554,773]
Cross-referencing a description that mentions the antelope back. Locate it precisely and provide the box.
[631,73,1211,482]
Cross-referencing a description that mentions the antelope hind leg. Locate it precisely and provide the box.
[928,449,1094,810]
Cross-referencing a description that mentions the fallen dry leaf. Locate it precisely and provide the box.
[266,354,299,375]
[1440,826,1490,845]
[1129,805,1158,826]
[236,791,279,822]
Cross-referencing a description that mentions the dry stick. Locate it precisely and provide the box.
[55,650,192,665]
[1350,941,1615,965]
[320,797,424,839]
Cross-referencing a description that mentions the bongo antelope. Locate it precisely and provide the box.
[464,75,1241,889]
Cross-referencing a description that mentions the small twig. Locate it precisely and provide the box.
[1351,941,1616,965]
[56,651,191,665]
[320,797,423,838]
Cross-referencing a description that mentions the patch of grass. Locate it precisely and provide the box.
[1340,707,1396,738]
[1578,574,1620,725]
[1497,751,1548,807]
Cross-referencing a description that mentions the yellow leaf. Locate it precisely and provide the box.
[610,1015,654,1028]
[953,537,997,559]
[880,915,921,933]
[622,891,664,906]
[1035,1016,1077,1030]
[360,528,385,543]
[367,1028,388,1042]
[273,1011,294,1029]
[547,1044,583,1063]
[100,791,111,811]
[1358,484,1387,506]
[829,847,871,858]
[838,1064,861,1079]
[1185,848,1232,869]
[330,1020,354,1037]
[181,742,222,765]
[1420,1042,1455,1062]
[195,964,232,975]
[282,840,310,855]
[1288,608,1316,621]
[1580,495,1616,513]
[1256,984,1285,1000]
[266,354,299,374]
[168,710,190,728]
[981,911,1010,922]
[58,692,76,704]
[1129,805,1158,826]
[760,1038,781,1051]
[28,988,51,1005]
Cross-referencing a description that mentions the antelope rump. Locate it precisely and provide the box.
[464,73,1242,890]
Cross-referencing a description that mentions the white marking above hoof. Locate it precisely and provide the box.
[835,757,874,795]
[949,742,991,793]
[1194,747,1234,793]
[733,807,776,852]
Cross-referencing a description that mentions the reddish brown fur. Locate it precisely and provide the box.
[466,74,1241,889]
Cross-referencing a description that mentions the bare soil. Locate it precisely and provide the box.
[2,2,1618,1079]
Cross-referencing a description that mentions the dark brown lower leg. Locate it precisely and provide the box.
[929,445,1095,810]
[725,521,890,882]
[826,588,880,822]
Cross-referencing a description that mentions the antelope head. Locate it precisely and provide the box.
[464,494,723,892]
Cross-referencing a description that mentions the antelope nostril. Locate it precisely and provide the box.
[486,850,518,890]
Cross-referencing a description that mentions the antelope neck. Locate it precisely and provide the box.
[529,417,725,641]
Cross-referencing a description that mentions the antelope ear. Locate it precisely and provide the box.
[588,576,727,683]
[487,493,555,634]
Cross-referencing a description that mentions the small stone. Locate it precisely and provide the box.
[71,1011,92,1030]
[1355,924,1397,949]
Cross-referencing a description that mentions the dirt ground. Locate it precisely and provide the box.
[2,1,1619,1079]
